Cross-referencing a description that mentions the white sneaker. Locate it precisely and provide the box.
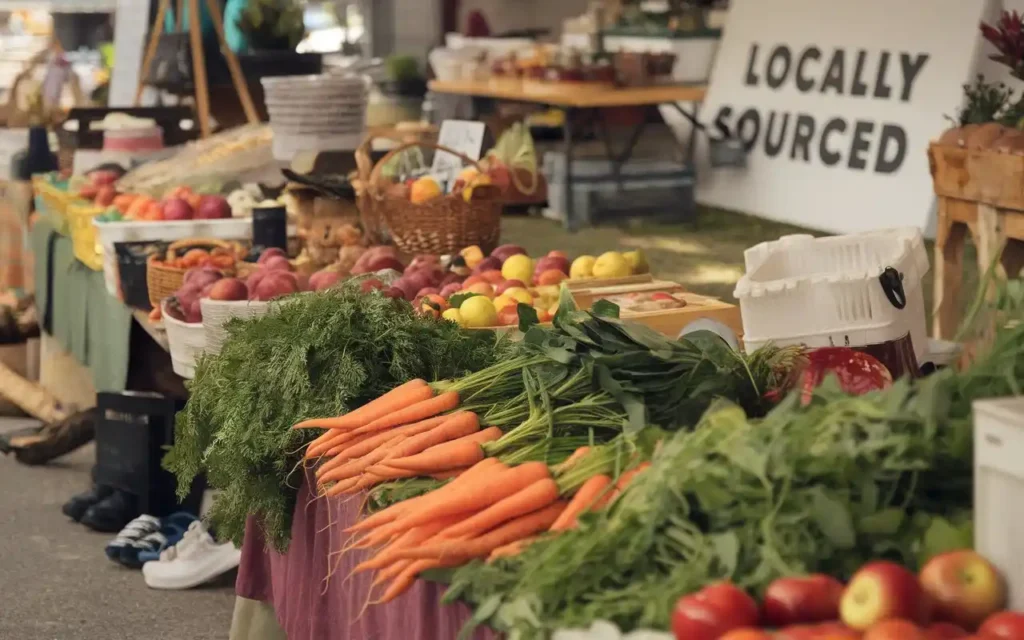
[141,521,241,590]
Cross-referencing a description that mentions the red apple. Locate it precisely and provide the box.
[472,256,502,274]
[534,255,570,277]
[719,629,773,640]
[547,250,568,259]
[840,562,928,631]
[864,619,926,640]
[763,574,846,627]
[672,583,759,640]
[496,279,526,294]
[919,550,1007,630]
[978,611,1024,639]
[195,194,231,219]
[207,277,248,301]
[161,197,193,221]
[926,622,969,638]
[490,243,526,263]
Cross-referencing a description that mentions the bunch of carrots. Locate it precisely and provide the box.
[341,451,650,605]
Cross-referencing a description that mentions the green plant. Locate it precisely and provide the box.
[386,55,422,83]
[237,0,305,52]
[952,75,1013,126]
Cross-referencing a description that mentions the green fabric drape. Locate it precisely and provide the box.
[31,219,132,392]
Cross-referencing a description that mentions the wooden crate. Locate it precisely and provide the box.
[929,143,1024,210]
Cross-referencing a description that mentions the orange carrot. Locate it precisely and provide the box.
[304,428,344,458]
[554,446,592,472]
[293,379,431,429]
[488,535,539,561]
[344,458,503,534]
[355,516,462,574]
[430,467,470,480]
[305,429,361,460]
[351,391,459,436]
[373,558,450,604]
[319,442,406,485]
[330,415,449,463]
[436,478,559,541]
[614,462,651,491]
[392,501,566,563]
[385,427,502,473]
[320,476,360,496]
[371,559,412,587]
[385,461,551,534]
[363,464,420,481]
[386,411,480,459]
[549,473,612,532]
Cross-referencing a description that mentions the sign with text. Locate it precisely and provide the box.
[431,120,487,182]
[697,0,991,234]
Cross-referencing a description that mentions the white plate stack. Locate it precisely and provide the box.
[261,73,368,161]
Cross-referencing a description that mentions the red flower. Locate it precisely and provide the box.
[982,11,1024,78]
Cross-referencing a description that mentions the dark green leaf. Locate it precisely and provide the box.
[591,299,621,319]
[920,517,973,563]
[858,508,905,535]
[811,489,856,549]
[516,303,540,333]
[449,292,483,308]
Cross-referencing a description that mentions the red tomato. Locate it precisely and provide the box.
[979,612,1024,639]
[763,575,846,627]
[774,625,822,640]
[799,347,893,405]
[926,622,968,638]
[720,628,773,640]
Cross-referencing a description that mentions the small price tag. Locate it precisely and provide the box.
[431,119,486,184]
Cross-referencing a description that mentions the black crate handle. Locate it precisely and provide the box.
[879,267,907,310]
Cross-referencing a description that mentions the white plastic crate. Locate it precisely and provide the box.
[974,397,1024,613]
[95,218,252,298]
[733,228,930,364]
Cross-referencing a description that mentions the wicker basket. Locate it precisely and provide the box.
[199,298,273,357]
[147,238,238,308]
[162,301,207,379]
[368,141,503,255]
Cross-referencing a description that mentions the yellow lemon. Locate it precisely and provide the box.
[441,307,464,325]
[492,294,517,311]
[569,255,596,279]
[592,251,631,278]
[501,254,534,283]
[458,295,498,328]
[502,287,533,305]
[623,249,649,274]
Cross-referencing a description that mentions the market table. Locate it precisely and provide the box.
[235,468,497,640]
[427,80,707,232]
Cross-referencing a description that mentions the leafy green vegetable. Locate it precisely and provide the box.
[446,321,1024,637]
[163,285,510,550]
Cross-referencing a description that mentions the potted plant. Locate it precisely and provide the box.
[379,55,427,99]
[236,0,305,53]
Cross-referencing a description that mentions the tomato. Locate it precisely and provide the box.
[926,622,968,638]
[763,575,846,627]
[799,347,893,405]
[672,583,759,640]
[979,612,1024,639]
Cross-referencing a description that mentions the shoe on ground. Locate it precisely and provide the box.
[81,490,138,534]
[104,514,160,562]
[120,512,197,569]
[142,521,241,590]
[62,484,114,522]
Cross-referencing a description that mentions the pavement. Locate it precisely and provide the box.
[0,430,236,640]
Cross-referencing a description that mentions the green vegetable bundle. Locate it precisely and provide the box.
[445,322,1024,638]
[164,285,510,550]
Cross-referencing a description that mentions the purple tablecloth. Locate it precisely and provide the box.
[236,470,497,640]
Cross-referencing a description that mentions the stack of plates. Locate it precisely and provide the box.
[261,73,368,160]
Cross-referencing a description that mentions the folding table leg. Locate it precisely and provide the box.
[562,107,577,232]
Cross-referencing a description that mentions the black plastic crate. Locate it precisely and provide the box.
[94,391,203,517]
[115,241,169,311]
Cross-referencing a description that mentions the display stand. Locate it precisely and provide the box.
[133,0,259,137]
[928,144,1024,339]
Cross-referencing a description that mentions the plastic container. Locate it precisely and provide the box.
[95,217,251,298]
[161,301,206,379]
[67,201,105,270]
[93,391,204,517]
[973,396,1024,613]
[115,241,168,310]
[734,228,930,366]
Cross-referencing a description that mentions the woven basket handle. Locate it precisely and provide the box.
[166,237,234,261]
[368,141,487,198]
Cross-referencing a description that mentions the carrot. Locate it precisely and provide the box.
[355,515,463,574]
[373,558,449,605]
[318,443,405,485]
[371,559,412,587]
[344,458,503,534]
[320,476,360,497]
[488,535,539,561]
[386,427,502,473]
[305,429,361,460]
[430,467,470,480]
[554,446,592,473]
[436,478,559,541]
[351,391,460,436]
[293,379,431,430]
[304,428,344,459]
[329,415,449,464]
[363,464,420,481]
[384,461,551,535]
[549,473,612,532]
[387,411,481,459]
[614,462,651,491]
[392,501,566,563]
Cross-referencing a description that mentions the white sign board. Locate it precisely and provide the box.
[697,0,992,234]
[431,119,486,181]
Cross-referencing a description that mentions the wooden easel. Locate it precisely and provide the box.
[133,0,259,137]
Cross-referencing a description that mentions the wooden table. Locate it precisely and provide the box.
[428,80,707,231]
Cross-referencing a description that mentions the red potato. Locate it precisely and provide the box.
[262,255,293,272]
[207,278,248,301]
[439,282,462,299]
[195,195,231,219]
[252,271,298,301]
[161,197,193,221]
[368,256,406,273]
[183,267,223,289]
[257,247,287,264]
[185,297,203,323]
[309,270,343,291]
[246,269,268,295]
[383,287,405,299]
